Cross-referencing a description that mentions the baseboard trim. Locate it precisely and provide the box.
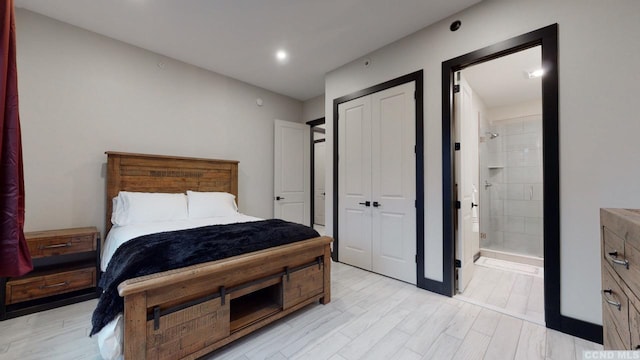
[549,315,603,344]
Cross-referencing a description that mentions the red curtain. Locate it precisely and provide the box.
[0,0,32,277]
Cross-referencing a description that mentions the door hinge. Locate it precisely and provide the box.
[453,84,460,93]
[454,142,460,151]
[455,201,461,209]
[415,254,418,263]
[414,145,417,153]
[414,91,416,99]
[455,259,462,268]
[415,200,417,208]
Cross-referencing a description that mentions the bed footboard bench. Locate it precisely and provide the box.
[118,236,332,360]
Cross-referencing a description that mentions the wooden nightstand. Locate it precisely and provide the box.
[0,227,100,320]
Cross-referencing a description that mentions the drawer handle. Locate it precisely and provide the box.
[38,242,72,250]
[603,289,622,311]
[608,251,629,269]
[39,281,69,289]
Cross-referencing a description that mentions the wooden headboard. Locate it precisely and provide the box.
[105,152,239,234]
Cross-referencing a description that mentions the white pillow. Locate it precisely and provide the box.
[111,196,123,225]
[187,191,238,218]
[111,191,188,226]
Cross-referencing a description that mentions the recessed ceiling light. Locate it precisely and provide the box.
[276,50,288,62]
[527,68,544,79]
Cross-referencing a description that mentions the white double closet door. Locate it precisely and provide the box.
[338,82,417,284]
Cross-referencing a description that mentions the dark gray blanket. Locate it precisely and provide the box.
[90,219,319,336]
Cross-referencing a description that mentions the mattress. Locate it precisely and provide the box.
[100,214,261,271]
[97,213,261,360]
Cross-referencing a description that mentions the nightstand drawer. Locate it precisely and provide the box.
[6,267,96,305]
[26,230,96,258]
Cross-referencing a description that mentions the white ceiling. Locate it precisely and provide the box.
[15,0,481,101]
[462,46,542,108]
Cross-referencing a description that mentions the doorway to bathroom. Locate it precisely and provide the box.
[451,45,545,324]
[308,118,326,236]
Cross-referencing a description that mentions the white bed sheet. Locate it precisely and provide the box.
[97,213,261,360]
[101,213,261,271]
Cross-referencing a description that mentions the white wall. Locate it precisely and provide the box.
[16,9,302,236]
[302,94,325,122]
[325,0,640,325]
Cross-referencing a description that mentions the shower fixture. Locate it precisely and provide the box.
[484,180,493,189]
[486,132,499,139]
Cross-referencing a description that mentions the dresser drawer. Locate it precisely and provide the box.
[605,312,630,350]
[603,227,626,271]
[26,232,96,258]
[5,267,96,305]
[602,265,631,349]
[603,227,640,295]
[630,302,640,350]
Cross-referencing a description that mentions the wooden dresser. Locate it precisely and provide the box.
[601,208,640,349]
[0,227,100,320]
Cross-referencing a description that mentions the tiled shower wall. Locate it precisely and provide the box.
[480,113,544,258]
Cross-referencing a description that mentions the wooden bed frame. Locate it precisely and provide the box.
[104,152,332,360]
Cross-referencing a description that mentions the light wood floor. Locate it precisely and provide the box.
[0,262,601,360]
[456,257,545,325]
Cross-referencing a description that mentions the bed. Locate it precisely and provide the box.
[95,152,332,360]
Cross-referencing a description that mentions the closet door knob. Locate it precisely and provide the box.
[471,203,478,208]
[275,196,285,201]
[358,201,371,207]
[373,202,381,208]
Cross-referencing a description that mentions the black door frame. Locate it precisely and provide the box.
[332,70,425,287]
[442,24,601,343]
[306,117,326,227]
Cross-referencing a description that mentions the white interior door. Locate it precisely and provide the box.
[314,140,326,225]
[338,82,417,284]
[338,96,373,271]
[274,119,310,226]
[454,73,479,293]
[371,82,416,284]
